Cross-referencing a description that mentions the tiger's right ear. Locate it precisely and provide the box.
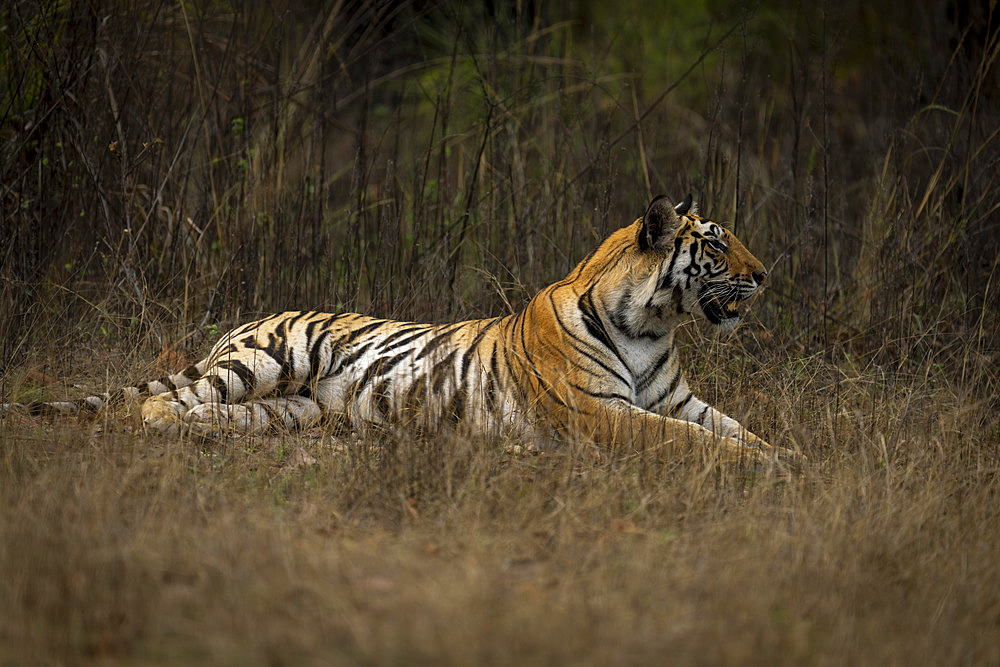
[638,195,682,251]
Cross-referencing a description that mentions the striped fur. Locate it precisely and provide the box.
[4,195,789,464]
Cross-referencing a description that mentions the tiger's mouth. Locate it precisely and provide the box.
[700,291,744,325]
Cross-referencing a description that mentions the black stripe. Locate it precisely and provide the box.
[415,323,466,361]
[672,393,693,417]
[656,270,674,293]
[509,310,574,412]
[284,310,311,331]
[509,308,524,332]
[207,375,228,402]
[664,235,684,280]
[379,326,434,355]
[649,365,682,410]
[608,289,634,336]
[217,359,256,395]
[337,319,390,348]
[509,343,570,411]
[431,350,458,392]
[376,324,428,352]
[215,343,240,358]
[556,243,629,286]
[400,375,427,419]
[315,312,351,331]
[568,382,630,403]
[578,288,620,361]
[572,250,595,276]
[305,330,333,385]
[637,346,675,392]
[295,320,385,379]
[238,335,260,348]
[500,348,531,411]
[696,405,710,425]
[303,318,322,351]
[486,342,501,412]
[445,388,467,423]
[516,302,531,360]
[373,380,392,418]
[460,318,499,382]
[275,341,297,392]
[515,304,558,406]
[330,342,374,377]
[271,317,302,390]
[355,349,412,392]
[545,294,631,387]
[321,338,347,379]
[228,312,281,339]
[705,265,726,279]
[539,297,633,388]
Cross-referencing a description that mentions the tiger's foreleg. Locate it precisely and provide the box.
[669,395,803,465]
[566,399,782,467]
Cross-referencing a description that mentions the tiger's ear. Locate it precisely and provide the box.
[638,195,683,251]
[673,193,694,216]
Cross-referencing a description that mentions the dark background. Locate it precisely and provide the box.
[2,0,997,389]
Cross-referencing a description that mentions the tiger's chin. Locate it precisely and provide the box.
[714,317,741,334]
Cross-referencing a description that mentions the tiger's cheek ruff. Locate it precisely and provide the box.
[605,255,675,339]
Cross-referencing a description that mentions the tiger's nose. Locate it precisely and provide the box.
[752,270,767,285]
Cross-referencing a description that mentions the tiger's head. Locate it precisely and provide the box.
[601,194,767,336]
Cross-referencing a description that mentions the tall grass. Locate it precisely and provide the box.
[1,0,998,663]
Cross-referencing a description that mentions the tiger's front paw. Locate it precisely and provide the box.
[731,431,806,472]
[746,437,805,472]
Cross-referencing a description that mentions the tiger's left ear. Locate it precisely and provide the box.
[638,195,683,251]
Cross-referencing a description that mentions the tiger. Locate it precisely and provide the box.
[3,195,792,465]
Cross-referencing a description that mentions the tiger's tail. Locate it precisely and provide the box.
[1,360,209,418]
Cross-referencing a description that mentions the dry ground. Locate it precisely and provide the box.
[1,347,997,665]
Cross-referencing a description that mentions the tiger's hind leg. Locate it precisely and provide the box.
[183,395,322,436]
[141,360,259,434]
[141,363,321,436]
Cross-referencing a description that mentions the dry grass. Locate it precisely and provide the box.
[2,350,998,665]
[2,0,999,664]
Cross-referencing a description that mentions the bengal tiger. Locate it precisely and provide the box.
[4,195,793,465]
